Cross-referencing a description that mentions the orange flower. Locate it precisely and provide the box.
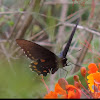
[44,80,81,99]
[44,83,67,99]
[55,83,66,95]
[87,72,100,94]
[98,63,100,72]
[94,92,100,98]
[44,91,58,99]
[86,63,100,98]
[66,85,81,99]
[93,72,100,83]
[88,63,98,74]
[44,63,100,99]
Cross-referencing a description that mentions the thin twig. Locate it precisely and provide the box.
[62,23,100,36]
[0,43,16,75]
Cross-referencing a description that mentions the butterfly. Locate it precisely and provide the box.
[16,19,79,76]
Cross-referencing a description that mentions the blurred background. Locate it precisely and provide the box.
[0,0,100,98]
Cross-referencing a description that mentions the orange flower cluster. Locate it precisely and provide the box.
[87,63,100,98]
[44,78,81,99]
[43,63,100,99]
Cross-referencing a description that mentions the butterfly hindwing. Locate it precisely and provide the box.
[29,59,53,76]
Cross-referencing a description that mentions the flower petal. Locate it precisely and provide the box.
[65,85,81,99]
[55,83,66,95]
[88,63,98,74]
[44,91,58,99]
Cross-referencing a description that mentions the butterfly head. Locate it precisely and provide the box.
[57,57,67,68]
[62,58,68,66]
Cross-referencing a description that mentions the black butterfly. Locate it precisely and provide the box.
[16,19,79,76]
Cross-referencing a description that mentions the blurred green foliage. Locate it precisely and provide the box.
[67,4,89,21]
[0,59,49,98]
[67,4,79,16]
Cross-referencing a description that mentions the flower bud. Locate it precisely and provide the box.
[74,75,79,82]
[81,67,86,77]
[74,81,81,89]
[58,78,68,90]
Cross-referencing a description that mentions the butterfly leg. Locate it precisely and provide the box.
[66,60,72,66]
[51,68,58,74]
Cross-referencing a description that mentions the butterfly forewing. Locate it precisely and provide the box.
[16,39,57,60]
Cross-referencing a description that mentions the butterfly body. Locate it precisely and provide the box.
[16,19,79,76]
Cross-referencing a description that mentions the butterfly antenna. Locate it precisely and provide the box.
[68,60,82,67]
[67,49,82,56]
[62,18,80,58]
